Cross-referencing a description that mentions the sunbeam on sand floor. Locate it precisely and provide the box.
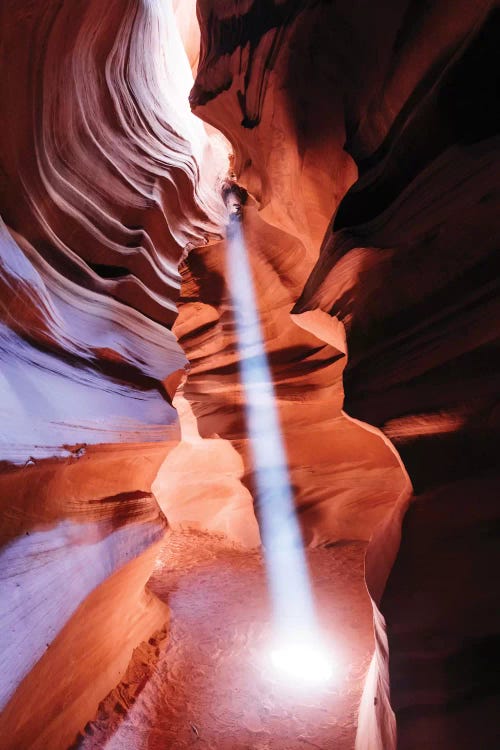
[76,531,373,750]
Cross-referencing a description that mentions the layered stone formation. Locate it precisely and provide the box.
[191,2,500,748]
[0,1,226,747]
[1,1,499,749]
[162,200,406,549]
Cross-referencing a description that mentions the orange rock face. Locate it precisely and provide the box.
[0,1,226,747]
[191,2,500,748]
[170,202,406,548]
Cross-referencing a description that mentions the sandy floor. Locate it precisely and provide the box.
[76,531,373,750]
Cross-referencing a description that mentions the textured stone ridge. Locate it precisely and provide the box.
[0,1,226,748]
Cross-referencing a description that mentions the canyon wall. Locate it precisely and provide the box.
[0,1,225,748]
[191,1,500,748]
[294,7,500,748]
[161,200,407,549]
[1,1,498,747]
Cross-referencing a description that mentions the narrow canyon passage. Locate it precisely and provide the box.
[77,531,373,750]
[2,2,499,749]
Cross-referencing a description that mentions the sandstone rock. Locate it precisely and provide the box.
[0,1,226,747]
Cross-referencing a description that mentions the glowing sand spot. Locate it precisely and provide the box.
[271,641,334,684]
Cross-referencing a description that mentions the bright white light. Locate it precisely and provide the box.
[226,221,316,630]
[270,640,334,685]
[227,221,333,685]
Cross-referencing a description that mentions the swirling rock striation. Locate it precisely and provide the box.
[0,1,226,748]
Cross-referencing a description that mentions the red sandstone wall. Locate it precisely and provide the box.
[168,200,406,548]
[0,1,226,747]
[191,2,500,747]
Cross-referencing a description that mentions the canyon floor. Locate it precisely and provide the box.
[77,530,373,750]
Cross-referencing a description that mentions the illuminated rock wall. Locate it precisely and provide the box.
[169,202,406,548]
[0,1,225,748]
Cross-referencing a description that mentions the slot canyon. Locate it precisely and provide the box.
[0,1,499,748]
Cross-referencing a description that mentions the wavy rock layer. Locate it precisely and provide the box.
[192,2,500,748]
[0,1,226,748]
[167,203,406,547]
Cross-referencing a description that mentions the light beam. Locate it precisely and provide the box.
[226,219,334,686]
